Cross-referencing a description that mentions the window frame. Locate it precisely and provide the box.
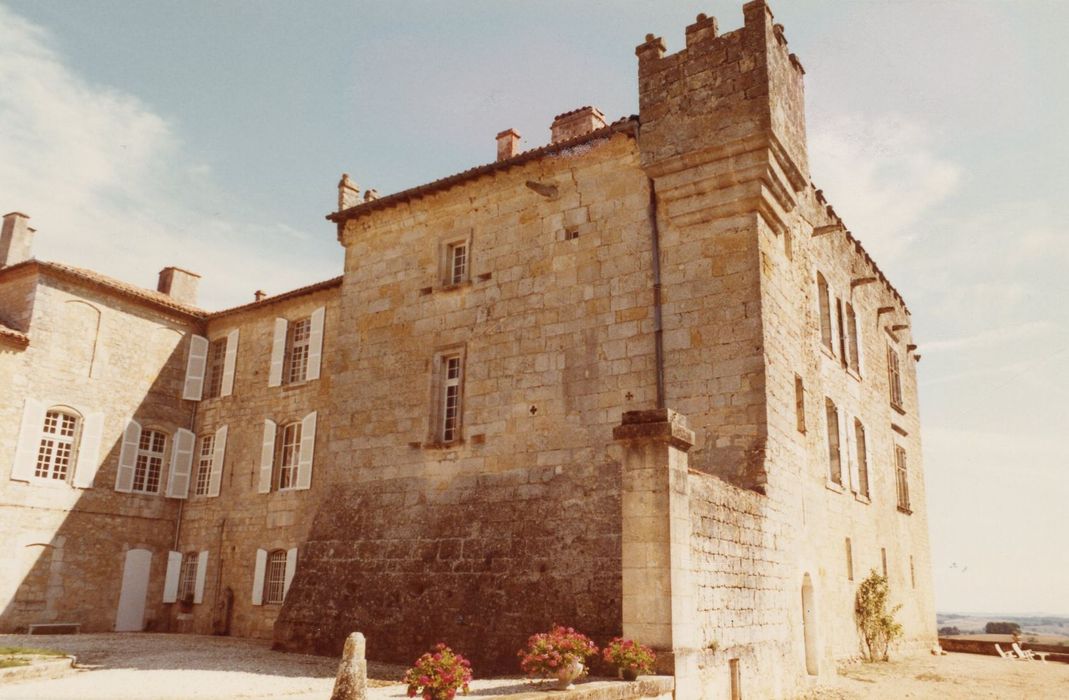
[34,408,81,483]
[277,421,302,490]
[204,338,227,399]
[894,444,911,513]
[887,345,904,411]
[845,302,860,374]
[854,418,869,499]
[816,273,832,352]
[177,551,199,602]
[825,398,842,486]
[284,317,312,385]
[447,241,468,286]
[132,428,168,494]
[263,549,288,604]
[794,375,806,434]
[193,433,215,496]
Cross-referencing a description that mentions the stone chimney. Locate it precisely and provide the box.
[157,267,201,306]
[496,129,521,161]
[550,106,606,144]
[338,174,361,211]
[1,212,35,268]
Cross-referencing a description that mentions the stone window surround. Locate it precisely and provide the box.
[425,345,466,448]
[437,230,473,291]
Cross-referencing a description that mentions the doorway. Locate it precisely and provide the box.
[115,549,152,632]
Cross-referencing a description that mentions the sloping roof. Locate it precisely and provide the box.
[208,276,343,319]
[327,117,639,225]
[0,260,205,319]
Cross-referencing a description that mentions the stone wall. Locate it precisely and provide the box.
[275,461,622,672]
[689,470,793,698]
[170,284,339,639]
[0,271,195,632]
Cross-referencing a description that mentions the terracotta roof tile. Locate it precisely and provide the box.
[328,117,638,225]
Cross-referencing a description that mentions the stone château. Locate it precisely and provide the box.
[0,2,935,697]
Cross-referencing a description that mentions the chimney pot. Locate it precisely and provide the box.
[550,106,606,144]
[157,267,201,306]
[496,128,522,161]
[1,212,35,268]
[254,290,267,302]
[338,173,361,211]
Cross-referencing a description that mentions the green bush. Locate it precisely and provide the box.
[855,569,903,661]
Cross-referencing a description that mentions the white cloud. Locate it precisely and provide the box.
[0,4,338,309]
[808,113,961,263]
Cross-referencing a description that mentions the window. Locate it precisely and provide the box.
[895,445,910,512]
[132,429,167,494]
[887,346,903,409]
[285,317,311,384]
[881,547,888,579]
[193,434,215,496]
[447,242,468,285]
[825,398,841,485]
[178,551,198,602]
[263,550,288,604]
[35,410,80,481]
[794,375,806,433]
[204,338,227,399]
[817,273,832,351]
[845,538,854,581]
[854,419,869,498]
[441,354,462,442]
[845,303,860,373]
[278,422,302,489]
[836,298,846,363]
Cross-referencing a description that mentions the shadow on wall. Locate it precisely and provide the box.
[1,337,189,635]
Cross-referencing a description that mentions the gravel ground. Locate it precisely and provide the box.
[4,634,1068,699]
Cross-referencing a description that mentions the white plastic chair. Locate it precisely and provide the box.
[1012,642,1037,661]
[994,643,1015,659]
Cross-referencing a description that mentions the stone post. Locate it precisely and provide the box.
[613,409,699,698]
[330,632,368,700]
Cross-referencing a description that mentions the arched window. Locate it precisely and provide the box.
[816,273,832,350]
[263,550,288,604]
[133,429,167,494]
[277,422,302,489]
[35,409,81,481]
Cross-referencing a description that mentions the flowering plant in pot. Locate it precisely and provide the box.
[602,637,656,680]
[404,643,473,700]
[518,624,598,689]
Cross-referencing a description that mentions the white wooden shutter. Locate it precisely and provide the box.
[11,398,47,482]
[830,293,841,360]
[306,307,325,381]
[165,428,195,499]
[846,415,861,493]
[115,419,142,493]
[252,548,267,605]
[855,314,866,376]
[72,412,104,488]
[284,547,298,599]
[221,329,239,397]
[208,425,227,498]
[268,319,287,387]
[259,420,276,494]
[163,550,182,603]
[194,550,209,604]
[296,411,317,490]
[183,335,209,400]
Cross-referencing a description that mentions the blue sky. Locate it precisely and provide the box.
[1,1,1066,616]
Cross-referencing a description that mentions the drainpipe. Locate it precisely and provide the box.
[647,176,666,409]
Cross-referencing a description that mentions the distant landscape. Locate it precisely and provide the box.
[938,612,1069,644]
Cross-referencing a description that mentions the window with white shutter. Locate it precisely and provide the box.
[193,434,215,496]
[258,420,276,494]
[252,548,267,605]
[183,335,209,401]
[295,412,316,490]
[33,409,81,482]
[163,550,182,603]
[207,425,227,497]
[115,419,141,493]
[306,308,325,381]
[221,329,239,396]
[165,428,195,499]
[72,412,104,488]
[268,319,287,387]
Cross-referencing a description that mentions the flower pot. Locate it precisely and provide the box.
[556,658,584,690]
[622,668,639,681]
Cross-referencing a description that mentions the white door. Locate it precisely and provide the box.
[115,548,152,632]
